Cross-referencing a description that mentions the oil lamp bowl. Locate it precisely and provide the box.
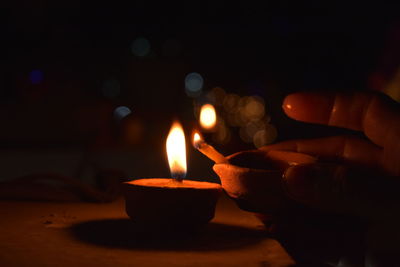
[123,178,222,231]
[213,150,317,228]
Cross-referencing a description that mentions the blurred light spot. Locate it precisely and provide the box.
[236,108,249,126]
[206,90,216,104]
[29,70,43,84]
[185,72,204,97]
[114,106,132,121]
[199,104,217,130]
[239,126,253,143]
[162,39,181,57]
[223,94,240,113]
[226,113,241,127]
[131,37,151,57]
[243,96,265,121]
[212,118,231,144]
[239,107,251,125]
[253,124,278,148]
[102,79,120,98]
[245,121,266,138]
[207,87,226,105]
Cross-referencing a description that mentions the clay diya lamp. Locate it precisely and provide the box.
[122,122,222,231]
[212,149,317,228]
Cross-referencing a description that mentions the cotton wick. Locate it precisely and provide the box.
[193,133,227,164]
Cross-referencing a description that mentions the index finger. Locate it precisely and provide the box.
[283,91,400,147]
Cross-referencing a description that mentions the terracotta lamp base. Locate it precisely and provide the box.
[213,150,317,229]
[123,179,222,230]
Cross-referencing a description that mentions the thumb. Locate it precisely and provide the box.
[283,163,400,220]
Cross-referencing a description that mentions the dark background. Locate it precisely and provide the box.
[2,2,400,181]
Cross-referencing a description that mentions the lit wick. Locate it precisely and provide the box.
[193,132,227,164]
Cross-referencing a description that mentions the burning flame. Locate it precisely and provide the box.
[199,104,216,130]
[166,121,187,180]
[193,132,201,143]
[192,131,203,148]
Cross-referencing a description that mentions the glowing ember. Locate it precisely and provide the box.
[166,121,187,180]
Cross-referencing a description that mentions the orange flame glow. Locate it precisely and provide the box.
[166,121,187,180]
[192,131,202,148]
[193,132,201,142]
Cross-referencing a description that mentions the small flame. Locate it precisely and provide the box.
[166,121,187,180]
[193,131,202,148]
[193,132,201,143]
[199,104,216,130]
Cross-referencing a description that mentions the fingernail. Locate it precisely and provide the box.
[283,165,317,202]
[282,93,334,123]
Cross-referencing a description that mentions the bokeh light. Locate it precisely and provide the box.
[239,126,253,143]
[223,94,240,113]
[102,79,121,98]
[245,120,266,139]
[239,120,269,144]
[253,124,278,148]
[243,96,265,121]
[190,86,273,147]
[206,87,226,105]
[212,118,231,145]
[131,37,151,57]
[185,72,203,97]
[29,70,43,84]
[199,104,217,130]
[226,113,241,127]
[113,106,132,121]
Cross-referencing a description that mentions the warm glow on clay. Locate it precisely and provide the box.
[199,104,217,130]
[166,121,187,180]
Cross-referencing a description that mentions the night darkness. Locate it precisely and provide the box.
[1,3,400,266]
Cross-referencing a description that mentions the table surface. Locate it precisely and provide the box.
[0,195,295,267]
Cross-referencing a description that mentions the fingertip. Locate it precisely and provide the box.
[282,92,334,124]
[282,93,299,118]
[282,94,294,114]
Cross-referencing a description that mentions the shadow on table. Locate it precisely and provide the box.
[271,208,366,267]
[70,219,268,251]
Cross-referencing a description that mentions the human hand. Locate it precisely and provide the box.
[215,91,400,218]
[260,91,400,220]
[214,91,400,266]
